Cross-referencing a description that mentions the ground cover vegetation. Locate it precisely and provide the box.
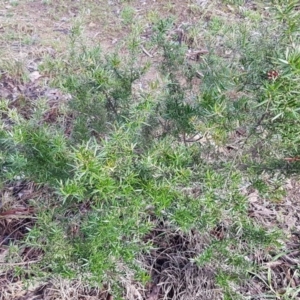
[0,0,300,299]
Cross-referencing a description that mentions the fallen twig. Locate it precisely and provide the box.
[141,45,153,58]
[284,157,300,162]
[0,260,40,266]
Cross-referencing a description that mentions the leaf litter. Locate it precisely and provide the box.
[240,178,300,299]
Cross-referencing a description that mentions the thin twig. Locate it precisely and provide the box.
[195,71,204,78]
[0,260,40,266]
[184,133,203,143]
[141,45,153,58]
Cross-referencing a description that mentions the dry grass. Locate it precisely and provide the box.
[141,222,222,300]
[0,276,112,300]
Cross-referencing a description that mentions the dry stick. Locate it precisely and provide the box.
[195,71,204,78]
[0,260,40,266]
[184,133,203,143]
[141,45,153,58]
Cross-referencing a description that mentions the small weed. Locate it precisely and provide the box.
[121,6,136,25]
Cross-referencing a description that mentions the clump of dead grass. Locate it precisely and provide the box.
[0,276,112,300]
[141,221,222,300]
